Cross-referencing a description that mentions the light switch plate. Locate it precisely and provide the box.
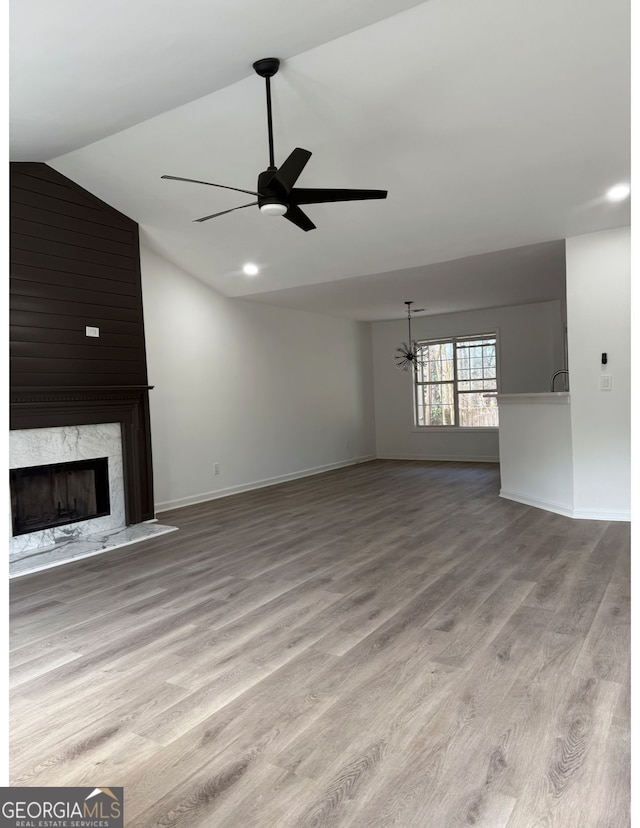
[85,326,100,338]
[600,374,612,391]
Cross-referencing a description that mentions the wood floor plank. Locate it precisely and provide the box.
[432,577,535,668]
[504,676,620,828]
[122,648,340,823]
[9,459,630,827]
[274,657,459,781]
[13,675,193,765]
[592,718,631,827]
[9,647,83,688]
[572,578,630,682]
[335,604,553,827]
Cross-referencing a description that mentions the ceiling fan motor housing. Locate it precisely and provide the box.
[257,169,288,212]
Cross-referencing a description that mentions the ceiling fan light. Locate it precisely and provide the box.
[260,202,288,216]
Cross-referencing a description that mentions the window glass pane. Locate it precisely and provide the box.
[416,382,455,426]
[456,337,496,392]
[458,392,499,427]
[458,378,497,392]
[416,342,454,384]
[457,348,469,372]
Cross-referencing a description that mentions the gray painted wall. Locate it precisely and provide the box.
[371,300,565,461]
[140,245,376,511]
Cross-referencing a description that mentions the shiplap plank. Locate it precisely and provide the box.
[10,324,143,350]
[10,294,143,323]
[11,341,144,363]
[11,187,130,230]
[11,202,134,244]
[11,262,140,297]
[10,277,141,310]
[11,217,135,258]
[12,232,136,272]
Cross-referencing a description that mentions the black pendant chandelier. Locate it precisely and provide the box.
[395,300,425,372]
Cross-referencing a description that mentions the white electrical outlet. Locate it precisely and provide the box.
[85,326,100,338]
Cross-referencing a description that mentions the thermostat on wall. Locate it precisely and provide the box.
[85,326,100,337]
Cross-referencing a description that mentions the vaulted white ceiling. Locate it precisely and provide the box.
[11,0,630,320]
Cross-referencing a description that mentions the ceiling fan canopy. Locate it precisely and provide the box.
[161,57,387,231]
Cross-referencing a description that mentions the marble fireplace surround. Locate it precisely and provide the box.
[8,385,173,576]
[10,385,155,524]
[10,423,126,558]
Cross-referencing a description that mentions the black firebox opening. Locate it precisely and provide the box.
[10,457,111,536]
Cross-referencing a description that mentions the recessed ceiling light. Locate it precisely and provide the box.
[606,183,630,202]
[242,263,259,276]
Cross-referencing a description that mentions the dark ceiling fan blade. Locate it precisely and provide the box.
[290,188,388,205]
[194,202,258,223]
[283,204,316,232]
[269,148,312,194]
[162,175,259,197]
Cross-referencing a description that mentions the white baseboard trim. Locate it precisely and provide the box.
[570,507,631,522]
[500,489,630,522]
[376,453,499,463]
[155,455,377,513]
[499,489,574,518]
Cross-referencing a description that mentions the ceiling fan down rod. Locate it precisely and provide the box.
[253,57,280,170]
[265,76,275,169]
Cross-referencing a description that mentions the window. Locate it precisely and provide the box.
[414,334,499,427]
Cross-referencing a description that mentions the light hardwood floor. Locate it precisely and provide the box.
[9,460,630,827]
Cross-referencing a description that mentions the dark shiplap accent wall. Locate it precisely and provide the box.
[10,162,154,522]
[10,162,148,388]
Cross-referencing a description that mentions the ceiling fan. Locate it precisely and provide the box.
[161,57,388,231]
